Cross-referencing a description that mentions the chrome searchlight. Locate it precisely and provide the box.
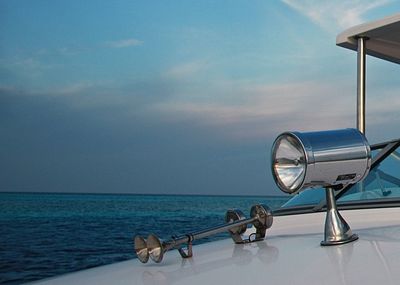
[271,128,371,193]
[271,128,371,246]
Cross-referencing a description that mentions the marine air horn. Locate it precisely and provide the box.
[134,204,273,263]
[271,128,371,246]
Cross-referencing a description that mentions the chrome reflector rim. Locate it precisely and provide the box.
[271,133,307,193]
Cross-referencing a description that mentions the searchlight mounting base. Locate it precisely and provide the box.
[321,186,358,246]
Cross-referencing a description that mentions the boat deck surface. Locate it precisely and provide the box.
[30,207,400,285]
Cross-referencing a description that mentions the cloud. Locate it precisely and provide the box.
[282,0,391,31]
[106,38,144,48]
[56,46,91,56]
[3,65,396,145]
[0,56,57,81]
[1,77,397,194]
[1,75,177,122]
[50,81,98,96]
[1,85,276,195]
[163,60,210,80]
[151,80,356,140]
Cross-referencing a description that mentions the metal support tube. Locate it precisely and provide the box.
[175,216,256,242]
[160,216,258,252]
[159,216,258,260]
[357,37,366,134]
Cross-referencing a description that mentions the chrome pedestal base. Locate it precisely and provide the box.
[321,233,358,246]
[320,187,359,246]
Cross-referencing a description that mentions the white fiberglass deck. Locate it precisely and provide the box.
[31,207,400,285]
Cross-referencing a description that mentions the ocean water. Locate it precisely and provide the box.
[0,192,289,284]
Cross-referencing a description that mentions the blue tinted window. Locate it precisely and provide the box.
[338,148,400,202]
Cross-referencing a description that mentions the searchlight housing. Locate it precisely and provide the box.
[271,128,371,245]
[271,128,371,194]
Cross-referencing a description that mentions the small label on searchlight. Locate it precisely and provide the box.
[336,173,357,181]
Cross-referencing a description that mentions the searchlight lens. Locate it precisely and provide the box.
[272,134,306,193]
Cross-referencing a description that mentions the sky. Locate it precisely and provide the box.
[1,0,399,196]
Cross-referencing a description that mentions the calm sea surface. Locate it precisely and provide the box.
[0,192,289,284]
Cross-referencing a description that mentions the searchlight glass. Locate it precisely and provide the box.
[272,134,307,193]
[271,128,371,194]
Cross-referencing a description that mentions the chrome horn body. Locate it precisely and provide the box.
[134,204,273,263]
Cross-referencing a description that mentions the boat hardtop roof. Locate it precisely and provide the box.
[336,13,400,64]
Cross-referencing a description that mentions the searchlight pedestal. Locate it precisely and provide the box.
[321,186,358,246]
[271,128,371,246]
